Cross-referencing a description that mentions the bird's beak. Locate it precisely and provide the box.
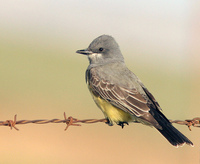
[76,49,92,55]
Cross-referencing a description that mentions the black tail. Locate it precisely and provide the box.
[149,109,193,147]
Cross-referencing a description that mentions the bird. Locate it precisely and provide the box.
[76,34,193,147]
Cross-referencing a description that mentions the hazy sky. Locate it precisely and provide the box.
[0,1,199,64]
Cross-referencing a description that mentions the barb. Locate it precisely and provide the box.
[170,117,200,131]
[0,114,199,131]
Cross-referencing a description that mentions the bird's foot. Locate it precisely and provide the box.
[105,118,113,126]
[117,121,129,129]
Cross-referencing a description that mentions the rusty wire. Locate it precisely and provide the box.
[0,112,199,131]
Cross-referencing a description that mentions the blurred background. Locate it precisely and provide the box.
[0,1,199,163]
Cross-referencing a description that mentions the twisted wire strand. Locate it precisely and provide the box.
[0,113,199,131]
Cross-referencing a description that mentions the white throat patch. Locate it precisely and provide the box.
[88,53,103,63]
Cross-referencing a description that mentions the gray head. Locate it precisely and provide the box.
[76,35,124,65]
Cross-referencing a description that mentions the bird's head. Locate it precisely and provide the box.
[76,35,124,65]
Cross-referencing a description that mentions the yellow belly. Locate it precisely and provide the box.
[91,93,133,125]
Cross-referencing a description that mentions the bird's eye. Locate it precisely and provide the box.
[99,47,104,52]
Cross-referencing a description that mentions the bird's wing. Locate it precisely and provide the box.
[137,79,162,111]
[87,69,150,117]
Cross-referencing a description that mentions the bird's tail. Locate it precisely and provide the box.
[150,109,193,147]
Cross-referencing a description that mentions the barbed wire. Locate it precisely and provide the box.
[0,113,199,131]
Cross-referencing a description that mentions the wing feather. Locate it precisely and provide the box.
[137,79,162,111]
[87,69,150,117]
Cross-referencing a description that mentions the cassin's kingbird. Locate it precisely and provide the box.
[76,35,193,147]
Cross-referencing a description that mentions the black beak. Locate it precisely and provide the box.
[76,49,92,55]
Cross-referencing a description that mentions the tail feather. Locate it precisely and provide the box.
[149,109,193,147]
[156,122,193,147]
